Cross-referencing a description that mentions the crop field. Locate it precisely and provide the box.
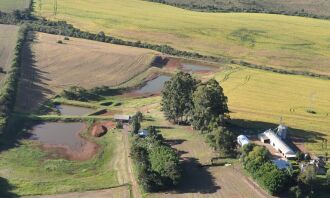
[0,0,30,12]
[216,66,330,155]
[147,0,330,18]
[35,0,330,76]
[0,25,19,86]
[15,32,158,113]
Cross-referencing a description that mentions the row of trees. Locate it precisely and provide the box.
[145,0,330,20]
[161,72,235,155]
[0,26,28,134]
[130,126,182,192]
[60,86,122,102]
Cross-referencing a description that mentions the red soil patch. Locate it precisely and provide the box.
[91,121,116,137]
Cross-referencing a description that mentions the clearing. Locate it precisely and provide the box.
[0,24,19,87]
[35,0,330,76]
[15,32,159,113]
[0,0,30,12]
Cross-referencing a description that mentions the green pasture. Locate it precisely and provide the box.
[0,0,30,12]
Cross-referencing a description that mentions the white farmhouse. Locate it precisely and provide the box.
[237,135,250,147]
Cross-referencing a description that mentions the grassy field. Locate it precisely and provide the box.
[216,66,330,155]
[147,0,330,18]
[35,0,330,76]
[0,0,30,12]
[15,32,159,113]
[0,25,19,87]
[0,125,121,196]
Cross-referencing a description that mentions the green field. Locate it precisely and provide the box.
[35,0,330,76]
[0,0,30,12]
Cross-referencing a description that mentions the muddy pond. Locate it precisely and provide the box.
[29,122,98,160]
[134,75,171,94]
[56,105,94,116]
[180,63,215,72]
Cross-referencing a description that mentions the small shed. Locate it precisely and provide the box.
[237,135,250,147]
[272,159,291,170]
[114,115,131,123]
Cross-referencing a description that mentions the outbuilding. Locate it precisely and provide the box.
[114,115,131,123]
[138,129,149,138]
[237,135,250,147]
[259,129,296,159]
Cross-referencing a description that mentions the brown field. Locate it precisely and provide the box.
[0,24,18,86]
[15,32,159,112]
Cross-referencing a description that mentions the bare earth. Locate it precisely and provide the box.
[15,32,158,112]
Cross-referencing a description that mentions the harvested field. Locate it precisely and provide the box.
[0,0,30,12]
[15,32,159,112]
[36,0,330,76]
[0,24,18,86]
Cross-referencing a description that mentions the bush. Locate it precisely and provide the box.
[60,86,102,101]
[57,40,63,44]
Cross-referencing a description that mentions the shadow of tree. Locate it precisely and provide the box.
[0,177,18,198]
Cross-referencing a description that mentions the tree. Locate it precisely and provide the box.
[191,79,229,132]
[135,111,143,122]
[326,168,330,185]
[161,72,198,124]
[207,126,235,155]
[131,115,141,134]
[298,165,316,194]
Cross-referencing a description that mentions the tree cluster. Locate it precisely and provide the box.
[130,127,181,192]
[60,86,121,102]
[242,144,291,195]
[161,72,235,154]
[0,26,28,133]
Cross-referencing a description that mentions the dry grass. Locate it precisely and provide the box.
[15,32,159,112]
[0,24,18,86]
[0,0,30,12]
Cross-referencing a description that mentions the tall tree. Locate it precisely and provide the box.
[191,79,229,132]
[207,126,236,155]
[161,72,198,124]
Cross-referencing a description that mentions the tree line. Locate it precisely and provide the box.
[0,25,28,134]
[161,72,235,155]
[144,0,330,20]
[130,124,182,192]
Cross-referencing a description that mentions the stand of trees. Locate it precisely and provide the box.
[242,144,292,195]
[0,25,27,134]
[130,127,182,192]
[60,86,122,102]
[161,72,235,155]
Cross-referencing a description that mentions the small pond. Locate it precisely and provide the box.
[135,75,171,94]
[181,63,215,72]
[56,105,94,116]
[29,122,85,151]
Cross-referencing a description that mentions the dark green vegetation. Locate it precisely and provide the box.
[0,25,27,134]
[161,72,235,155]
[242,145,292,195]
[130,126,181,192]
[146,0,330,19]
[60,86,121,102]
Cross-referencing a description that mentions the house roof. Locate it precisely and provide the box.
[272,159,291,170]
[263,130,295,155]
[114,115,131,120]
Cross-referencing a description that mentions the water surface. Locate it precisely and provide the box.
[30,122,85,151]
[56,105,94,116]
[181,63,215,72]
[135,75,171,94]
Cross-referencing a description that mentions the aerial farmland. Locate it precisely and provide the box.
[0,0,329,198]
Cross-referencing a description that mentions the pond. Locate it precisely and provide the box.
[29,122,86,151]
[181,63,215,72]
[134,75,171,94]
[56,105,94,116]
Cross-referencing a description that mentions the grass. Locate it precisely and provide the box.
[0,24,19,86]
[215,65,330,155]
[35,0,330,76]
[0,0,30,12]
[0,124,121,196]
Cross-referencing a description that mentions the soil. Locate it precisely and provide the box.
[91,121,116,137]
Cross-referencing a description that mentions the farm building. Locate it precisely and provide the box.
[237,135,250,147]
[258,130,296,159]
[138,129,148,138]
[272,159,291,170]
[114,115,131,123]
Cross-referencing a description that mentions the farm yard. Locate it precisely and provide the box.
[15,32,159,113]
[0,0,31,12]
[35,0,330,76]
[0,24,19,86]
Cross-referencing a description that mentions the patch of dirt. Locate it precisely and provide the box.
[91,121,116,137]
